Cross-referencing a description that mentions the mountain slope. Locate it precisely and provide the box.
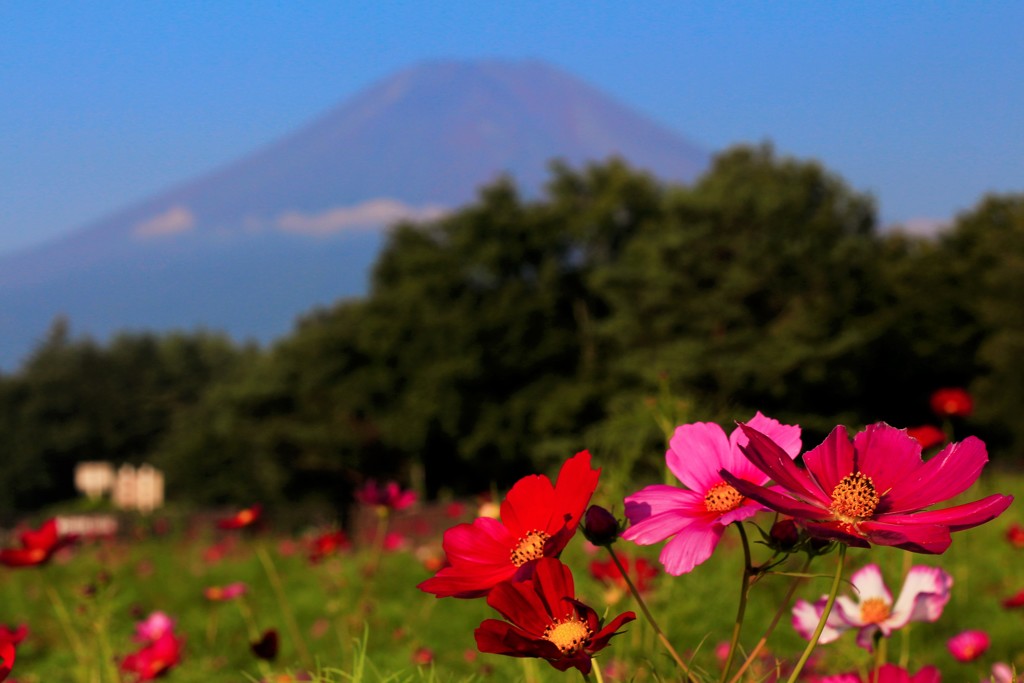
[0,59,709,371]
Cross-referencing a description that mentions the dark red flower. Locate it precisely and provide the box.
[0,625,27,646]
[0,640,14,683]
[418,451,601,598]
[251,629,279,661]
[308,529,351,563]
[355,480,416,511]
[0,518,74,567]
[216,505,262,530]
[930,388,973,418]
[475,557,635,674]
[723,423,1013,554]
[906,425,946,450]
[1002,588,1024,608]
[1007,523,1024,548]
[589,554,659,594]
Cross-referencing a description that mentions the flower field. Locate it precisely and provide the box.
[1,433,1022,683]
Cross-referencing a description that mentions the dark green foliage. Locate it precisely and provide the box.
[2,147,1023,517]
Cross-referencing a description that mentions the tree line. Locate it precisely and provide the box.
[2,143,1021,522]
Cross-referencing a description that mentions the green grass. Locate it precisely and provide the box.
[1,469,1022,682]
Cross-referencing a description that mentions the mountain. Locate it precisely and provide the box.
[0,59,709,371]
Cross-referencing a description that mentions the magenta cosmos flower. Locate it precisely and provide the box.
[816,664,941,683]
[722,422,1013,554]
[947,629,990,663]
[621,413,801,574]
[793,563,952,650]
[418,451,600,598]
[475,557,635,674]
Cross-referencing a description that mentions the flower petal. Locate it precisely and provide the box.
[720,473,827,520]
[882,437,989,513]
[667,422,732,492]
[858,519,952,554]
[886,565,952,630]
[852,424,925,501]
[848,564,892,608]
[791,597,847,643]
[877,494,1013,532]
[657,520,724,575]
[622,488,704,545]
[801,425,856,494]
[737,424,831,506]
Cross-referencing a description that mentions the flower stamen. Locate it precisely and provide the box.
[543,615,592,655]
[510,530,551,567]
[704,481,744,513]
[830,471,879,525]
[859,596,891,624]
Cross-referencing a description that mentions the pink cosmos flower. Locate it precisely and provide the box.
[792,564,952,650]
[947,629,990,662]
[133,611,174,643]
[989,663,1015,683]
[622,412,801,574]
[203,582,248,601]
[723,422,1013,554]
[355,480,416,511]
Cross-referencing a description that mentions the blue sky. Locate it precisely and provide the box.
[2,1,1022,255]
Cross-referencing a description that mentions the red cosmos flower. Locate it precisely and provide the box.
[355,480,416,511]
[418,451,601,598]
[722,423,1013,554]
[589,554,659,595]
[0,640,14,683]
[905,425,946,450]
[1002,588,1024,608]
[308,529,351,563]
[1007,522,1024,548]
[0,518,74,567]
[930,388,973,419]
[216,504,262,530]
[121,612,184,682]
[0,625,27,646]
[475,557,635,674]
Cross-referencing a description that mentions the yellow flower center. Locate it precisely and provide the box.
[704,481,744,513]
[829,472,879,524]
[509,530,551,567]
[859,597,891,624]
[543,615,593,655]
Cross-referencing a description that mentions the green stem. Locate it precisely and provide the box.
[605,545,697,682]
[785,545,847,683]
[720,523,754,683]
[592,659,605,683]
[43,581,88,672]
[874,630,888,678]
[256,541,314,670]
[898,551,912,668]
[727,556,812,683]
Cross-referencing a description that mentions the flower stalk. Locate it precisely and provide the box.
[605,545,696,681]
[786,544,847,683]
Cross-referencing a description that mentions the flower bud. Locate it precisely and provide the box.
[769,518,800,551]
[582,505,621,546]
